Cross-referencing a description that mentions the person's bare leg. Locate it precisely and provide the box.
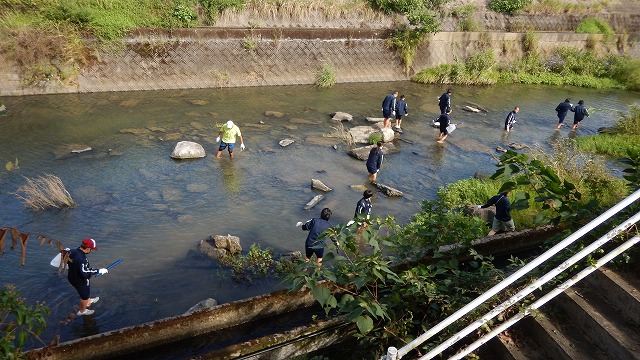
[229,150,233,158]
[216,151,222,158]
[371,172,377,182]
[79,298,89,313]
[383,118,390,129]
[317,258,323,266]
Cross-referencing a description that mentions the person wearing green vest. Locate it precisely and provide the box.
[216,120,245,158]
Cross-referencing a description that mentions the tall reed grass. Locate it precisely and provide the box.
[15,174,76,210]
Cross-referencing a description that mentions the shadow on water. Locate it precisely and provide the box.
[0,82,637,348]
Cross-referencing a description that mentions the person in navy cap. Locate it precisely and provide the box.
[67,238,108,316]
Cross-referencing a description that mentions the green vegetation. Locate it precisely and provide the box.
[414,44,640,90]
[525,0,606,14]
[315,60,337,88]
[413,49,499,85]
[488,0,532,14]
[368,132,383,145]
[1,285,50,359]
[575,104,640,158]
[576,17,614,39]
[284,138,636,355]
[219,243,275,282]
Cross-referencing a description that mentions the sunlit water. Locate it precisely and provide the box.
[0,82,637,348]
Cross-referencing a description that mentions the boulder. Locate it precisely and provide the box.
[0,105,6,112]
[508,142,529,150]
[311,179,332,192]
[304,194,324,210]
[170,141,206,159]
[348,125,380,144]
[213,234,242,255]
[380,127,395,143]
[462,105,482,113]
[332,112,353,121]
[496,146,507,153]
[372,182,403,197]
[366,117,384,123]
[265,111,284,117]
[184,298,218,315]
[279,139,295,147]
[347,143,396,161]
[465,205,496,225]
[198,239,228,261]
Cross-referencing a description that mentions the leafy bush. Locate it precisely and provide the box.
[315,60,337,88]
[172,3,197,28]
[220,243,275,282]
[488,0,532,14]
[1,285,50,359]
[368,132,383,145]
[576,17,614,39]
[465,49,495,73]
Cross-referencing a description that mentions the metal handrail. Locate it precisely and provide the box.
[385,188,640,360]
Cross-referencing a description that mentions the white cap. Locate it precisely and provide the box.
[226,120,234,129]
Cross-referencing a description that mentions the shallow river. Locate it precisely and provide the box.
[0,82,637,348]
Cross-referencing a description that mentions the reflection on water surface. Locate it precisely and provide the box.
[0,82,636,347]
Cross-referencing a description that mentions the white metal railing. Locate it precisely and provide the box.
[384,188,640,360]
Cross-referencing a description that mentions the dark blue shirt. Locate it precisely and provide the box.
[571,104,590,121]
[366,147,383,172]
[382,94,396,111]
[555,101,572,116]
[438,113,451,131]
[438,92,451,109]
[354,198,373,219]
[302,218,332,248]
[395,99,408,116]
[67,247,98,287]
[504,111,517,130]
[481,193,512,222]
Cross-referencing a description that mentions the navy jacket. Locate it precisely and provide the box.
[438,113,451,131]
[571,104,590,121]
[302,218,332,248]
[354,198,373,219]
[366,147,384,172]
[504,111,517,130]
[481,193,512,222]
[67,247,98,287]
[382,94,396,111]
[555,101,572,116]
[438,93,451,109]
[395,99,408,116]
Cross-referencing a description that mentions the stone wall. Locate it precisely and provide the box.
[2,28,628,96]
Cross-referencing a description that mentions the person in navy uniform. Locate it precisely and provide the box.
[394,95,408,132]
[504,106,519,132]
[366,141,384,182]
[296,208,333,266]
[354,190,374,232]
[438,89,452,114]
[381,91,398,129]
[555,98,573,129]
[570,100,590,130]
[437,108,452,143]
[479,191,515,236]
[67,238,108,316]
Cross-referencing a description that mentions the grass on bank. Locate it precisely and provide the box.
[575,104,640,158]
[437,138,628,230]
[413,45,640,90]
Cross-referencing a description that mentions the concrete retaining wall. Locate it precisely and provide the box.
[1,29,623,97]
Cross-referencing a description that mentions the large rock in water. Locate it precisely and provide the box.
[171,141,206,159]
[349,125,380,144]
[348,143,397,161]
[311,179,332,192]
[332,112,353,121]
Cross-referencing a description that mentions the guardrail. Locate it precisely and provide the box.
[384,188,640,360]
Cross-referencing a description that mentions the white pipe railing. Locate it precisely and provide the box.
[450,235,640,360]
[387,188,640,359]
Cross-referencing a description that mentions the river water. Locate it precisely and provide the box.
[0,82,636,348]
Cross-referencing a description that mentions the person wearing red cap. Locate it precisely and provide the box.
[67,238,108,316]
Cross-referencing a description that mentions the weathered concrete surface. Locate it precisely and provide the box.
[26,288,318,360]
[2,30,629,96]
